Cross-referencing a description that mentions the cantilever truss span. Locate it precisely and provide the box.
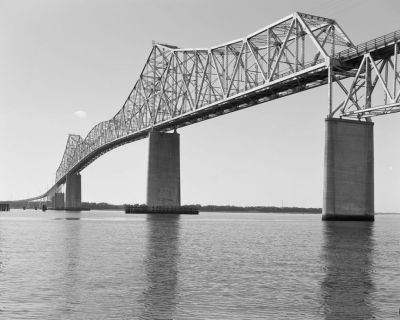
[24,12,399,200]
[54,12,352,186]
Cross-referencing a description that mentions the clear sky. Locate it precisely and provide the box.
[1,0,400,211]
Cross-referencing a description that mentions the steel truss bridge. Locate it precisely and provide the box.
[21,12,400,201]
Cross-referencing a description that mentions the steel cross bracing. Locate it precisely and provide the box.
[329,31,400,119]
[53,12,353,188]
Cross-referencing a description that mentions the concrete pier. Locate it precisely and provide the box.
[65,173,82,210]
[323,118,374,221]
[51,192,65,210]
[147,131,180,207]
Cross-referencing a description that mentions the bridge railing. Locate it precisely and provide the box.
[336,29,400,60]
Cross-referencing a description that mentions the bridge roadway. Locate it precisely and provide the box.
[18,12,400,220]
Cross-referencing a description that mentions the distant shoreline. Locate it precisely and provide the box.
[85,203,322,213]
[84,203,322,213]
[199,209,321,214]
[186,205,321,214]
[8,201,322,213]
[5,202,399,214]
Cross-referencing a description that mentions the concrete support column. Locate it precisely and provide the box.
[147,131,180,207]
[52,192,65,210]
[323,118,374,221]
[66,173,82,210]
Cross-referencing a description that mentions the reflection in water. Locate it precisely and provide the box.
[60,215,82,316]
[140,214,181,320]
[321,222,376,319]
[0,229,4,275]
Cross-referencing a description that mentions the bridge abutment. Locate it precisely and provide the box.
[322,118,374,221]
[66,173,82,211]
[147,130,180,207]
[51,192,65,210]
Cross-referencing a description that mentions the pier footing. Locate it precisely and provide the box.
[322,118,374,221]
[125,205,198,214]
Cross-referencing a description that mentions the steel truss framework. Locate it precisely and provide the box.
[19,12,400,201]
[329,32,400,119]
[55,12,352,184]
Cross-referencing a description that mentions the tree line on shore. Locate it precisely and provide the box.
[92,203,322,213]
[8,201,321,213]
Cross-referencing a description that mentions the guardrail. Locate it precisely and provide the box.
[336,29,400,60]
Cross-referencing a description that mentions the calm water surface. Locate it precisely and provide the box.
[0,210,399,319]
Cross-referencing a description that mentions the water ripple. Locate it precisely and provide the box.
[0,211,399,319]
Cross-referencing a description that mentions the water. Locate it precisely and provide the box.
[0,210,399,319]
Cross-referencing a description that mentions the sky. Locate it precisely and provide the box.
[1,0,400,211]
